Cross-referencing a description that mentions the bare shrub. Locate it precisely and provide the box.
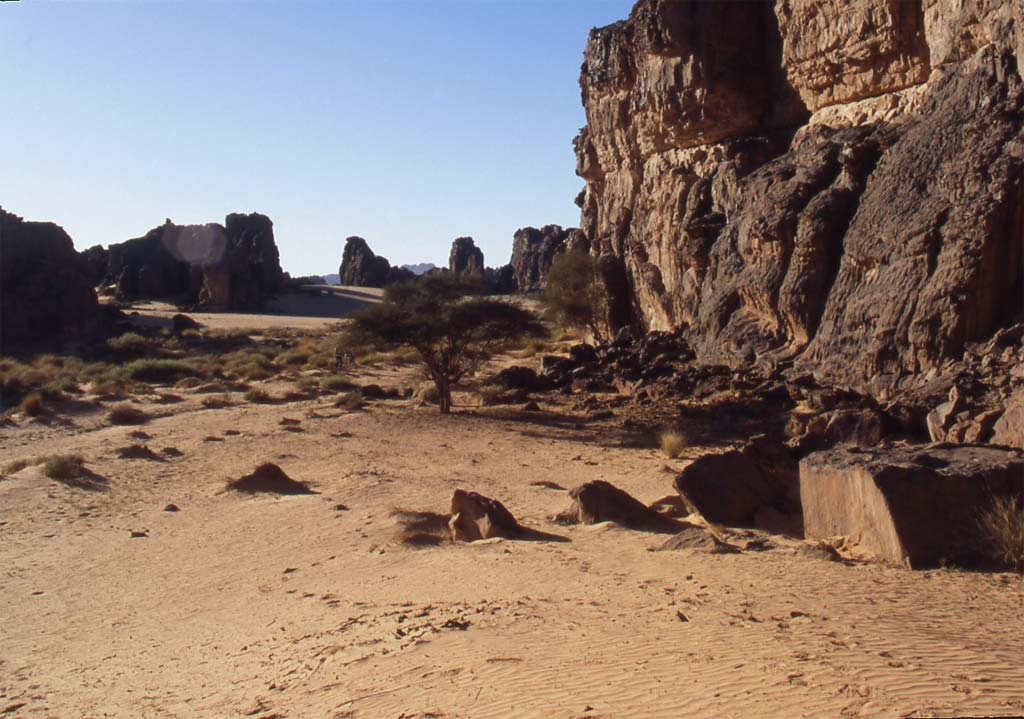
[108,403,149,425]
[18,392,45,417]
[244,387,275,404]
[979,494,1024,571]
[41,454,85,480]
[659,430,687,459]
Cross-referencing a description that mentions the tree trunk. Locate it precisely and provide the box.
[437,378,452,414]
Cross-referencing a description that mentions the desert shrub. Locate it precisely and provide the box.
[18,392,45,416]
[200,394,233,409]
[659,430,687,459]
[107,332,160,355]
[2,458,33,474]
[346,274,546,413]
[1,454,84,479]
[334,391,365,410]
[294,376,320,394]
[40,454,85,480]
[108,403,149,425]
[244,387,275,403]
[275,347,314,366]
[174,377,204,389]
[321,374,356,392]
[979,494,1024,571]
[125,359,203,384]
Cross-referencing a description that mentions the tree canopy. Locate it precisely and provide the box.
[540,249,606,342]
[345,273,547,413]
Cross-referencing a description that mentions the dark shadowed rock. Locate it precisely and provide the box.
[339,236,392,288]
[0,209,100,346]
[674,436,801,533]
[106,213,284,308]
[489,366,541,391]
[449,237,485,276]
[509,225,576,291]
[800,444,1024,568]
[449,489,520,541]
[171,313,200,335]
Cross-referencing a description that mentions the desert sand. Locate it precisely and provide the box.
[2,302,1023,719]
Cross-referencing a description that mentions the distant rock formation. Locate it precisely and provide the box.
[321,273,341,285]
[575,0,1024,394]
[338,236,413,287]
[106,212,284,309]
[401,263,438,276]
[448,237,485,276]
[0,209,100,345]
[508,225,581,292]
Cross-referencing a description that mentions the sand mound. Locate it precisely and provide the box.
[227,463,316,495]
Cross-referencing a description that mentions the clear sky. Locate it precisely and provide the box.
[1,0,634,276]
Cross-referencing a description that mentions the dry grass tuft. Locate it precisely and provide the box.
[18,391,45,416]
[41,454,86,480]
[979,494,1024,571]
[108,403,150,425]
[200,394,233,409]
[659,430,687,459]
[244,387,275,404]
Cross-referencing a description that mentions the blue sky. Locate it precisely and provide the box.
[1,0,633,275]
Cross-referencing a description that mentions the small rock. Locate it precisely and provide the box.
[163,503,180,512]
[130,530,148,538]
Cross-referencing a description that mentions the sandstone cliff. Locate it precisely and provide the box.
[1,209,100,346]
[576,0,1024,395]
[107,213,285,309]
[338,237,414,287]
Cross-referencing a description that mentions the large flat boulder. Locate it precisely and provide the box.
[800,445,1024,568]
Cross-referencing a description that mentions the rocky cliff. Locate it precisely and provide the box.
[576,0,1024,395]
[1,209,100,346]
[509,225,584,292]
[339,237,414,287]
[107,213,285,309]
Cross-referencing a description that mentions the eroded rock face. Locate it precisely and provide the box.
[576,0,1024,395]
[339,236,392,288]
[449,237,485,276]
[0,209,100,345]
[558,480,682,532]
[508,225,578,292]
[800,445,1024,567]
[106,213,284,308]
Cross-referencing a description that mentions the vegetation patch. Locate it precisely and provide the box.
[659,430,687,459]
[108,403,150,425]
[979,494,1024,571]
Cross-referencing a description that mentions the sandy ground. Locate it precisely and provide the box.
[2,310,1024,719]
[125,286,384,332]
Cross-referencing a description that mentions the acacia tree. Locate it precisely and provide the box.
[540,249,606,342]
[345,274,547,414]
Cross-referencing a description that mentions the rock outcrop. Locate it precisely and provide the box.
[448,237,485,276]
[508,225,580,292]
[800,444,1024,568]
[576,0,1024,396]
[0,209,101,346]
[106,213,284,308]
[338,236,413,287]
[674,437,802,533]
[557,480,683,532]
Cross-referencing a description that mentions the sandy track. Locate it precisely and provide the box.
[2,372,1023,719]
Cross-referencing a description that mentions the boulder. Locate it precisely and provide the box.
[800,444,1024,568]
[171,313,200,334]
[449,489,520,541]
[657,526,741,554]
[674,436,801,533]
[489,365,541,391]
[0,209,100,346]
[992,389,1024,449]
[558,480,682,532]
